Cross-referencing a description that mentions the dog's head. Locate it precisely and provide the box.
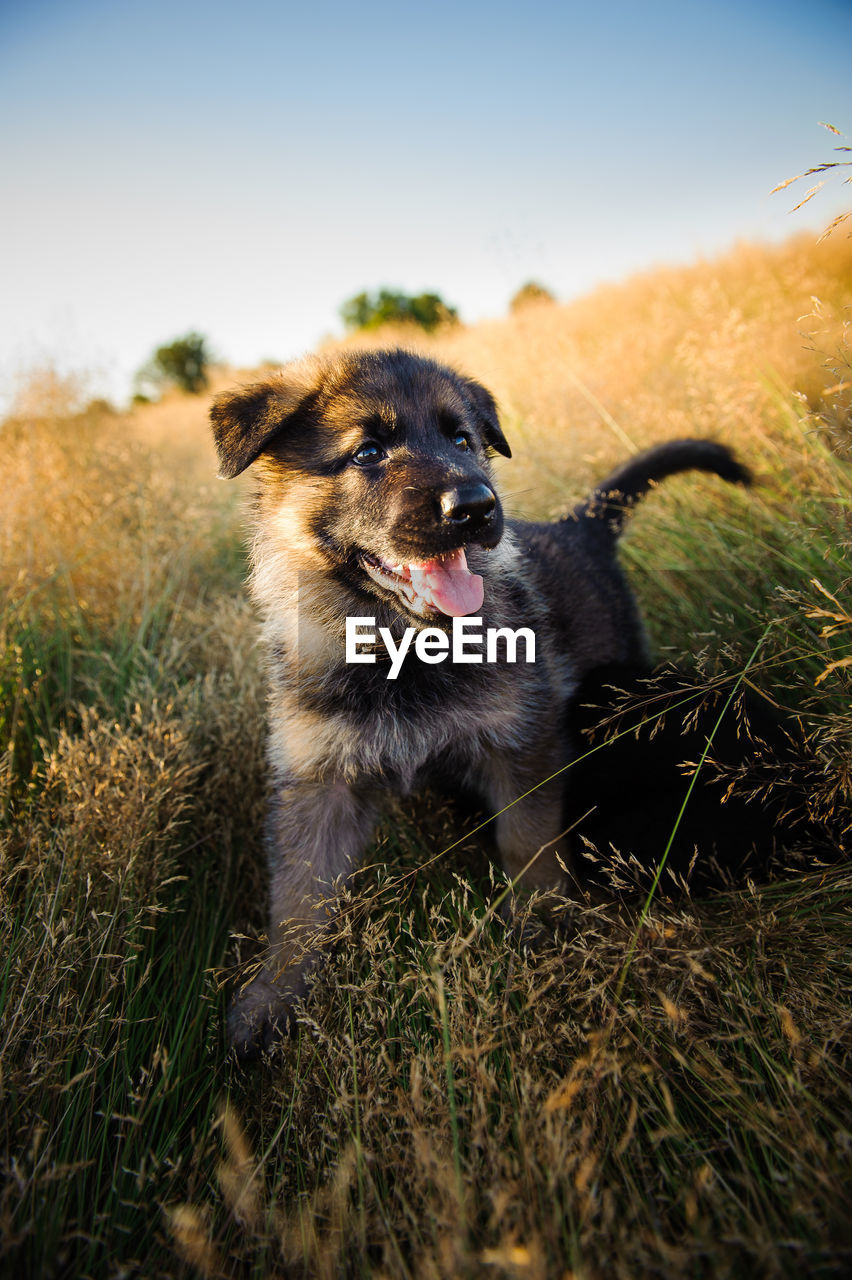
[210,349,511,621]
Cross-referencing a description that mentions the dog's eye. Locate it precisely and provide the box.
[352,442,386,466]
[453,433,470,451]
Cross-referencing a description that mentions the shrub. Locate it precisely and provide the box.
[135,331,211,397]
[340,288,459,333]
[509,280,556,312]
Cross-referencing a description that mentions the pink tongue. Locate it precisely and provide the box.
[409,548,484,617]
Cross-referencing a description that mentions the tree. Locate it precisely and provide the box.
[340,289,458,333]
[509,281,556,313]
[136,331,211,397]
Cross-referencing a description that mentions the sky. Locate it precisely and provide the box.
[1,0,850,409]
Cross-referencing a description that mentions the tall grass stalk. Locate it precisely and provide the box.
[614,623,773,1003]
[433,969,465,1217]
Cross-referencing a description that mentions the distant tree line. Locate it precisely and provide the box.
[340,282,556,335]
[132,280,559,405]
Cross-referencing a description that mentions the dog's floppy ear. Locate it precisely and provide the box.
[461,376,511,458]
[210,360,321,479]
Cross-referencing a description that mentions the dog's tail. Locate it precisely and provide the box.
[571,439,751,538]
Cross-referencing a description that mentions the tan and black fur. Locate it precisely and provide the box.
[210,347,749,1057]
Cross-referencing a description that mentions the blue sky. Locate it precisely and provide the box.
[1,0,850,406]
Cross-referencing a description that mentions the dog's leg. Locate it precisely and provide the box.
[228,776,377,1058]
[484,741,573,896]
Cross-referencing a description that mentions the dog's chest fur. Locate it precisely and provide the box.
[253,526,579,791]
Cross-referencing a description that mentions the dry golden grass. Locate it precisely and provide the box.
[1,230,851,1279]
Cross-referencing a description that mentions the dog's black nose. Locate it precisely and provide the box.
[438,482,496,527]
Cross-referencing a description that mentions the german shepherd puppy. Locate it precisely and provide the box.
[210,347,749,1056]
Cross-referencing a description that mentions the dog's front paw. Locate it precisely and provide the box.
[227,973,301,1061]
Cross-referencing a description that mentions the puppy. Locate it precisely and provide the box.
[210,347,749,1056]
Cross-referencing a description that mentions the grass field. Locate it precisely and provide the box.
[1,230,851,1279]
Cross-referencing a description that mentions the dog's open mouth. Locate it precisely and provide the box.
[360,547,484,617]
